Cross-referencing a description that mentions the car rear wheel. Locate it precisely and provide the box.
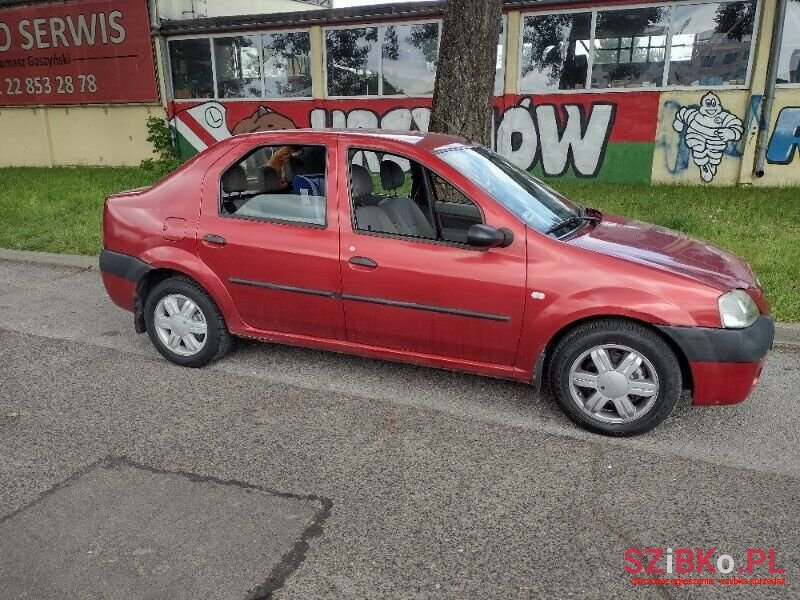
[547,319,682,436]
[144,276,232,368]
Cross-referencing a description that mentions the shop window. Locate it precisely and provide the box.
[668,1,755,87]
[169,38,214,99]
[592,7,670,89]
[263,31,313,98]
[776,1,800,84]
[326,27,380,96]
[382,23,439,96]
[214,36,262,99]
[495,17,507,95]
[519,13,592,91]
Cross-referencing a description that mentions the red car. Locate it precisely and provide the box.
[100,130,773,435]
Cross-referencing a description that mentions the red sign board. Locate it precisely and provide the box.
[0,0,159,105]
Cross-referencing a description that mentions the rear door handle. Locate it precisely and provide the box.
[349,256,378,269]
[202,234,226,246]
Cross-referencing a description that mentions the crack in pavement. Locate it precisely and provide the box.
[0,455,334,600]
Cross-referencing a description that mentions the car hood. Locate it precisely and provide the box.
[566,214,755,291]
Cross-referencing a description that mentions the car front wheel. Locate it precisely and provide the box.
[547,319,682,436]
[144,276,232,368]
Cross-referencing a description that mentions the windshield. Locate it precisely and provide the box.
[437,146,579,233]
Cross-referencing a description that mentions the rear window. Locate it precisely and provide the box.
[220,144,327,227]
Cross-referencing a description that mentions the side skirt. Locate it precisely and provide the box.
[231,324,532,384]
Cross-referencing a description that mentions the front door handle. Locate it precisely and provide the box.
[349,256,378,269]
[202,234,226,246]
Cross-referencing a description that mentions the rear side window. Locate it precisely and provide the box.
[220,144,327,226]
[347,148,483,245]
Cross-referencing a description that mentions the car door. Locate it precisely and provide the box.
[196,136,346,340]
[338,140,528,367]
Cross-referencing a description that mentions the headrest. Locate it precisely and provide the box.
[300,146,326,173]
[283,156,304,182]
[263,166,282,193]
[380,160,405,191]
[222,166,248,194]
[350,164,373,198]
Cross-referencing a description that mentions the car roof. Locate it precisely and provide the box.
[233,128,475,153]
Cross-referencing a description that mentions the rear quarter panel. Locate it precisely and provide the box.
[102,138,251,328]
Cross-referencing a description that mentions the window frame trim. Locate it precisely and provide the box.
[216,142,330,230]
[516,0,761,95]
[344,143,490,251]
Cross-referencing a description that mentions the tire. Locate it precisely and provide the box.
[547,319,682,436]
[144,276,232,368]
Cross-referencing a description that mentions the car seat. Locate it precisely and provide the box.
[377,161,436,238]
[221,165,249,213]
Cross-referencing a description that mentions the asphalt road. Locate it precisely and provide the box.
[0,260,798,599]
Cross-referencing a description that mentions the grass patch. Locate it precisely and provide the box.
[0,167,160,256]
[0,167,797,321]
[551,182,800,322]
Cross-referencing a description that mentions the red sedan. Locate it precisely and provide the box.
[100,130,773,435]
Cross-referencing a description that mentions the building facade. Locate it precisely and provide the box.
[1,0,799,186]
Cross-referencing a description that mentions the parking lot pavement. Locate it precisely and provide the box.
[1,260,799,599]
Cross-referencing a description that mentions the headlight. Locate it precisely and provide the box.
[718,289,760,329]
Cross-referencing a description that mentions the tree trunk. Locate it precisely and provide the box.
[430,0,503,146]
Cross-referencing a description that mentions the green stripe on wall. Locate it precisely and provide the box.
[532,142,655,184]
[174,129,200,161]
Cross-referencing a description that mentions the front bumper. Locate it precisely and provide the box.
[657,316,774,406]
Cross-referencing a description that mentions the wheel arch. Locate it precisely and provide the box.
[534,315,693,395]
[133,253,244,335]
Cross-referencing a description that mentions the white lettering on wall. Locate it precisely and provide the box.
[0,23,11,52]
[4,12,127,51]
[536,104,615,177]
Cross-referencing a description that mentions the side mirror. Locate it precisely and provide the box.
[467,224,513,249]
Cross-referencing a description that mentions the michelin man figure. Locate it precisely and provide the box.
[672,92,743,182]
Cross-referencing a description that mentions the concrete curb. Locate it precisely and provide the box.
[775,323,800,348]
[0,248,98,270]
[0,248,798,348]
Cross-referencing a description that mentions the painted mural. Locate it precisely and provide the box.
[672,92,744,182]
[767,106,800,165]
[167,92,660,184]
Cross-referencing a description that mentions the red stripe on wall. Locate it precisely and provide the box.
[177,112,223,149]
[168,89,660,145]
[502,92,660,143]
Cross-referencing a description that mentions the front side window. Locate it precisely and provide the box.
[438,146,578,234]
[263,31,313,97]
[669,1,755,87]
[777,1,800,83]
[220,144,327,227]
[520,13,592,91]
[169,38,214,99]
[214,36,262,99]
[592,7,670,89]
[348,149,483,244]
[382,23,440,95]
[326,27,380,96]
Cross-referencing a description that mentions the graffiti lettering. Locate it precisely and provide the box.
[171,99,617,178]
[766,107,800,165]
[494,99,616,176]
[534,103,615,177]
